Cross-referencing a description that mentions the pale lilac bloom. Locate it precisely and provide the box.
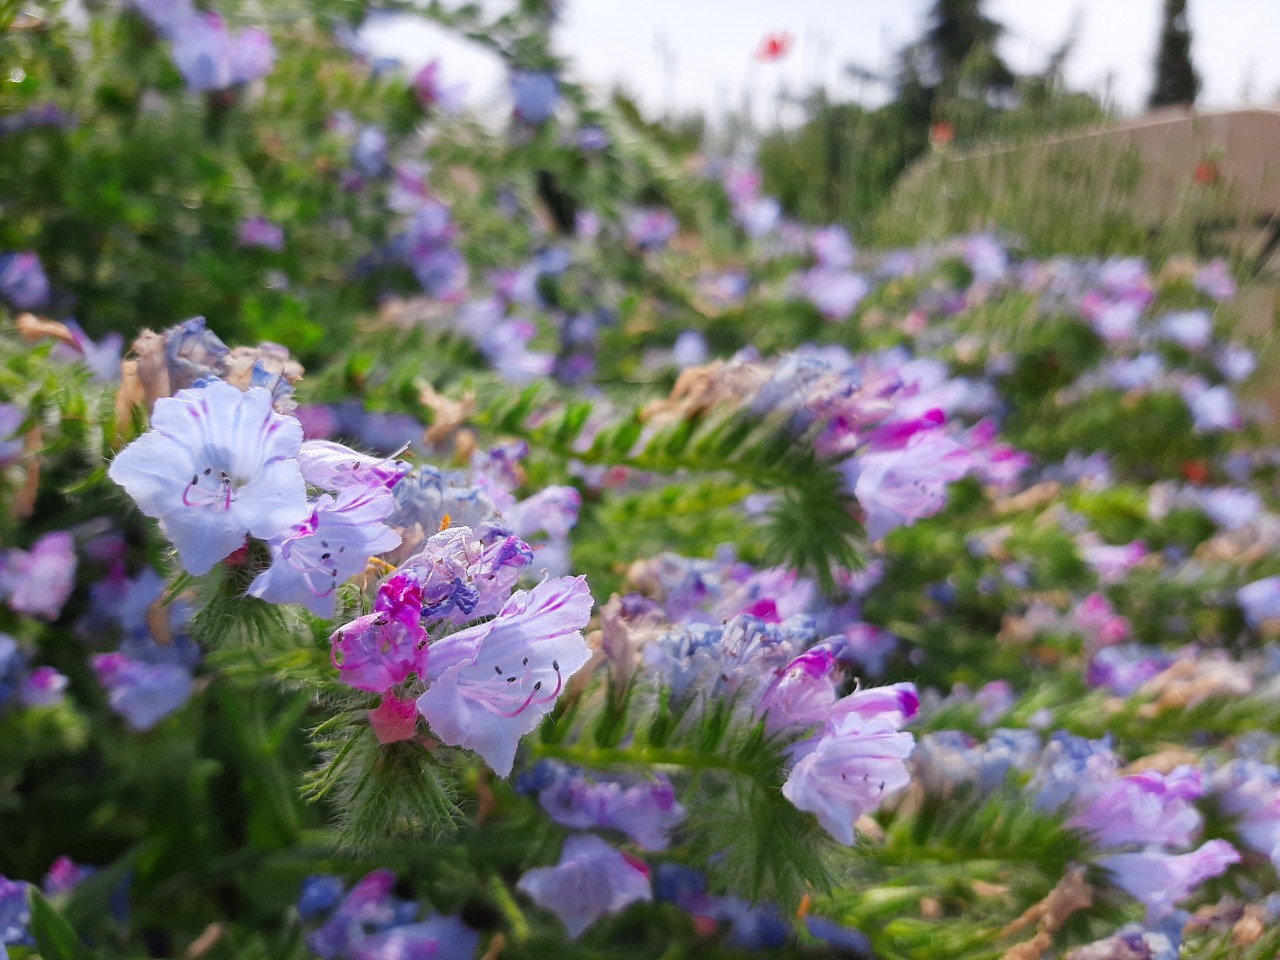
[19,666,68,708]
[1182,381,1241,432]
[504,486,580,542]
[1217,343,1256,382]
[1158,310,1212,350]
[417,576,593,776]
[1078,538,1147,584]
[799,268,869,320]
[811,226,855,269]
[735,195,781,237]
[91,652,194,731]
[49,319,123,382]
[964,233,1008,282]
[0,404,23,465]
[782,711,915,846]
[351,916,478,960]
[673,330,709,368]
[1098,840,1239,919]
[1194,259,1236,300]
[385,525,533,627]
[0,875,33,952]
[1068,767,1204,849]
[1105,353,1164,390]
[351,126,388,177]
[1237,576,1280,628]
[249,487,401,617]
[108,381,309,575]
[1212,760,1280,869]
[169,15,275,91]
[0,251,49,309]
[1030,732,1121,812]
[1087,644,1174,695]
[516,834,652,938]
[756,647,839,735]
[974,680,1014,725]
[130,0,196,37]
[298,440,410,494]
[0,531,76,620]
[1199,486,1261,531]
[849,428,974,540]
[1081,292,1143,343]
[238,216,284,251]
[510,71,559,124]
[626,208,678,250]
[533,762,686,851]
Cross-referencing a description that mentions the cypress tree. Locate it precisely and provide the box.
[1149,0,1201,108]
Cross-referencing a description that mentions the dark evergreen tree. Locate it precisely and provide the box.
[1149,0,1201,108]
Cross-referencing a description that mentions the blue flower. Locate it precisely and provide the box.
[516,834,651,938]
[510,71,559,125]
[109,381,310,575]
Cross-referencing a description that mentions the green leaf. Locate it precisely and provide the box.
[29,890,91,960]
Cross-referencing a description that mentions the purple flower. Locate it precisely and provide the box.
[1238,576,1280,628]
[811,226,855,269]
[756,647,840,734]
[297,875,346,921]
[0,530,77,620]
[306,870,419,960]
[1078,538,1147,584]
[109,381,309,575]
[1087,645,1175,695]
[0,404,23,466]
[510,71,559,125]
[1071,592,1131,647]
[0,876,33,951]
[130,0,195,37]
[42,856,95,896]
[351,916,479,960]
[169,15,275,91]
[19,666,68,708]
[1068,767,1204,850]
[799,268,869,321]
[249,488,401,617]
[417,576,593,776]
[533,763,686,851]
[0,251,50,309]
[1183,381,1241,432]
[850,428,974,540]
[1098,840,1239,919]
[782,712,915,845]
[238,216,284,251]
[412,60,466,115]
[298,440,410,494]
[1030,732,1120,812]
[352,126,388,178]
[0,635,25,714]
[1158,310,1212,350]
[92,652,194,731]
[1212,760,1280,869]
[625,209,679,250]
[1194,259,1236,300]
[516,834,652,938]
[330,612,427,694]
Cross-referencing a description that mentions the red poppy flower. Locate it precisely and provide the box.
[755,31,794,63]
[1194,161,1220,186]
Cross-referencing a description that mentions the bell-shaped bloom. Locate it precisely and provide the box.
[757,647,840,734]
[0,875,33,952]
[516,834,652,938]
[20,666,68,708]
[298,440,410,494]
[1099,840,1239,919]
[42,857,95,897]
[412,59,466,114]
[1237,576,1280,628]
[1068,767,1204,850]
[0,251,50,309]
[782,712,915,846]
[91,652,194,731]
[530,762,686,851]
[330,613,427,693]
[1087,644,1175,696]
[1071,592,1131,647]
[1212,760,1280,869]
[510,71,559,124]
[297,875,346,922]
[1079,538,1147,584]
[249,488,401,617]
[237,216,285,251]
[625,209,679,251]
[1,530,77,620]
[417,576,592,776]
[800,268,869,321]
[305,870,420,960]
[169,14,275,91]
[109,381,309,575]
[351,916,478,960]
[850,429,974,540]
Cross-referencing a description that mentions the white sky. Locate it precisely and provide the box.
[361,1,1280,126]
